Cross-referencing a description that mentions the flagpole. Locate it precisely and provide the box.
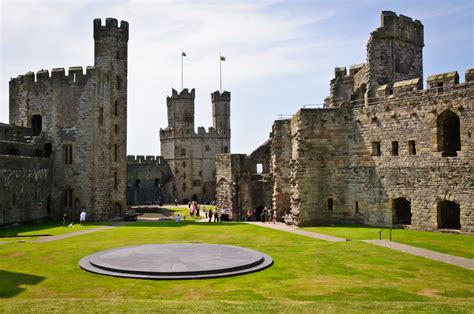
[181,49,184,91]
[219,52,222,93]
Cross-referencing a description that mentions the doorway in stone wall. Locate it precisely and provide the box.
[31,115,42,136]
[437,200,460,229]
[113,202,122,217]
[46,195,51,216]
[392,198,412,225]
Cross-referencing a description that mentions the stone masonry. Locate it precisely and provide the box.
[160,89,230,203]
[4,18,128,223]
[216,11,473,233]
[0,123,53,225]
[126,155,174,205]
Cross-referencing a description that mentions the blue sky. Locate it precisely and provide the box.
[1,0,472,155]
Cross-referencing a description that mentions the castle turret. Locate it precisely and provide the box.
[93,17,129,218]
[166,88,195,134]
[211,91,231,136]
[366,11,424,99]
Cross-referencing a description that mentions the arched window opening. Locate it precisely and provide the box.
[437,200,460,230]
[437,110,460,157]
[135,179,141,188]
[392,198,411,225]
[31,115,42,136]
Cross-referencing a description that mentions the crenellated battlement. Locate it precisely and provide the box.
[372,11,424,46]
[211,90,231,102]
[9,66,96,89]
[168,88,195,100]
[349,68,473,106]
[127,155,166,164]
[93,18,129,42]
[159,125,229,139]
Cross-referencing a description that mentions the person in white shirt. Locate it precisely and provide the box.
[80,209,87,226]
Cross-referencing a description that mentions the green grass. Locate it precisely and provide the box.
[302,225,474,259]
[0,221,473,312]
[0,222,108,242]
[166,205,216,221]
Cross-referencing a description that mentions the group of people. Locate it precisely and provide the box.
[259,207,277,223]
[62,208,87,227]
[207,207,230,222]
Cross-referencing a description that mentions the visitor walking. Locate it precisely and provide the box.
[272,209,277,224]
[261,207,267,223]
[221,207,227,222]
[208,209,213,222]
[214,208,220,222]
[80,208,87,226]
[62,213,69,227]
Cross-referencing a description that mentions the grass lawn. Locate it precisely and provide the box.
[0,222,109,242]
[302,225,474,259]
[165,205,216,221]
[0,221,473,312]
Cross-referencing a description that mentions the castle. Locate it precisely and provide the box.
[1,18,128,224]
[159,89,231,203]
[215,11,474,233]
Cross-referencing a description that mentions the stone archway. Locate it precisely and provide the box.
[392,198,411,225]
[437,200,460,229]
[437,110,460,157]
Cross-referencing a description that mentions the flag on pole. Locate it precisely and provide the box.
[220,56,226,61]
[182,51,187,57]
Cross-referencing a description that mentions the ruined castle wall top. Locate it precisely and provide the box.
[372,11,424,46]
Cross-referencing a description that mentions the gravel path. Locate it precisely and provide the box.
[33,223,129,243]
[245,222,346,242]
[364,240,474,270]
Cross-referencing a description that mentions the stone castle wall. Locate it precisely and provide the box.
[0,124,53,225]
[289,73,474,232]
[160,89,230,203]
[126,155,174,205]
[5,18,128,222]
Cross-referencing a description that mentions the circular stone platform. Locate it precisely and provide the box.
[79,243,273,280]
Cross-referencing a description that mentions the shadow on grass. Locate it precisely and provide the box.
[0,270,45,298]
[0,222,111,237]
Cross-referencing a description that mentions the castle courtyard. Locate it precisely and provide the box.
[1,1,473,313]
[0,218,473,312]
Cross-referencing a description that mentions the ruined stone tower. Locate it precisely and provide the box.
[327,11,424,107]
[7,18,128,221]
[160,89,231,203]
[366,11,424,97]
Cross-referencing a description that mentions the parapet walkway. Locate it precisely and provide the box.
[247,222,474,270]
[245,222,346,242]
[364,240,474,271]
